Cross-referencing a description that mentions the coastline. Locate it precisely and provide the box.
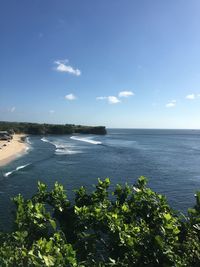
[0,134,28,167]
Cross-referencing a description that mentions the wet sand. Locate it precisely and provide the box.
[0,134,27,167]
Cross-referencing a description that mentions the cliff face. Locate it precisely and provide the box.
[0,121,107,135]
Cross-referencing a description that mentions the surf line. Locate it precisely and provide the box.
[4,163,31,177]
[41,137,66,149]
[70,136,102,145]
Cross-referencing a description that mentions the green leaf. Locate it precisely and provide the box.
[164,213,172,221]
[49,219,56,230]
[43,255,55,266]
[155,235,164,248]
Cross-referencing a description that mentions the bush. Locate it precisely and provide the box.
[0,177,199,266]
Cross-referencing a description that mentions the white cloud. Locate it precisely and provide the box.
[166,103,175,108]
[96,96,120,104]
[65,93,76,100]
[54,60,81,76]
[166,100,176,108]
[186,94,195,100]
[108,96,120,104]
[118,91,134,98]
[96,96,107,100]
[10,106,16,112]
[49,110,55,114]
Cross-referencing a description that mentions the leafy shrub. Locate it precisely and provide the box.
[0,177,199,266]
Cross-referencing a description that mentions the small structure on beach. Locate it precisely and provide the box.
[0,131,12,141]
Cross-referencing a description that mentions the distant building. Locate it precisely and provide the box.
[0,131,12,140]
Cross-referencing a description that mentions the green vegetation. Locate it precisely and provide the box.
[0,121,107,135]
[0,177,199,266]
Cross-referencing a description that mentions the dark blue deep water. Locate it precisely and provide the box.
[0,129,200,230]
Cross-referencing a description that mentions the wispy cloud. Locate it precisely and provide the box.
[65,93,76,100]
[54,60,81,76]
[10,106,16,112]
[108,96,120,104]
[96,96,107,100]
[166,100,176,108]
[96,96,120,104]
[118,91,134,98]
[97,90,134,104]
[185,94,195,100]
[49,110,55,114]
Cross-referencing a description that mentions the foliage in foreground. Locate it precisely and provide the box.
[0,177,199,266]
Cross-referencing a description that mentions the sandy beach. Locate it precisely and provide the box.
[0,134,27,167]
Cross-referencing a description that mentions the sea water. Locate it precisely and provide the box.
[0,129,200,230]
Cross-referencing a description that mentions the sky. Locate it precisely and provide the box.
[1,0,200,128]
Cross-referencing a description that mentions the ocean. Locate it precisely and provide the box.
[0,129,200,230]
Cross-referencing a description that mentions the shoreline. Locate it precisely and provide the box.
[0,134,28,167]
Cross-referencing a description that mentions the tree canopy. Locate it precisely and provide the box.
[0,177,199,266]
[0,121,106,135]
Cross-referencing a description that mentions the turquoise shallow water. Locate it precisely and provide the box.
[0,129,200,230]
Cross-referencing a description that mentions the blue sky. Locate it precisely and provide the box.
[1,0,200,128]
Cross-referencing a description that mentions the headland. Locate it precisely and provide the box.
[0,121,107,135]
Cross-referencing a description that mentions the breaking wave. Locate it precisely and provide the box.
[41,137,49,143]
[26,137,32,145]
[24,136,33,152]
[41,137,64,149]
[4,163,31,177]
[55,148,82,155]
[70,136,102,145]
[41,137,82,155]
[3,171,13,177]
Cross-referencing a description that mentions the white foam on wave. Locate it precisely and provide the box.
[41,137,49,143]
[41,137,81,155]
[26,137,32,145]
[41,137,62,148]
[16,163,30,171]
[4,163,30,177]
[23,136,32,152]
[26,146,30,151]
[55,143,82,155]
[70,136,102,145]
[55,148,82,155]
[4,171,14,177]
[54,144,66,149]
